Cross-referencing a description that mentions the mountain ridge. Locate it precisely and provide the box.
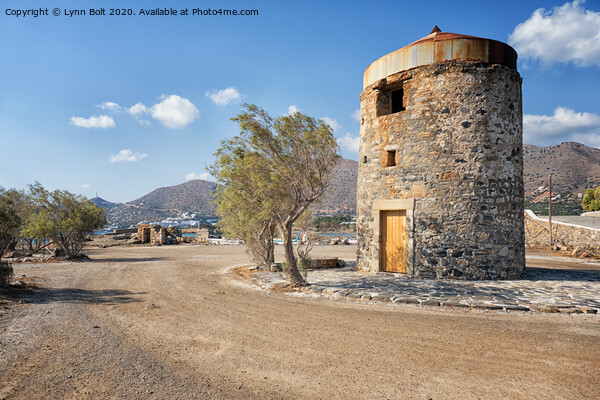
[98,158,358,225]
[94,143,600,224]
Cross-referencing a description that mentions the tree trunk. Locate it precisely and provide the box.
[265,238,275,272]
[279,222,306,286]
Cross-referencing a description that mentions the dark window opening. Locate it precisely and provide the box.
[385,150,396,167]
[391,88,405,113]
[363,156,368,164]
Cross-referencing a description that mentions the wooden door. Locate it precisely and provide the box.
[380,210,407,273]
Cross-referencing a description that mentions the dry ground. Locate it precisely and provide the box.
[1,245,599,399]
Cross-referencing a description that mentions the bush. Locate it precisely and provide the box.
[298,254,311,280]
[582,186,600,212]
[0,260,14,288]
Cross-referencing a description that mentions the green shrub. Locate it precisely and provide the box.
[582,187,600,212]
[0,260,14,288]
[298,254,311,280]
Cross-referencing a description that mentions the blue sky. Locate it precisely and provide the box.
[1,0,599,202]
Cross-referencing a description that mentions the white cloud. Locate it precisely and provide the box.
[320,117,341,132]
[185,171,213,181]
[150,95,200,129]
[524,107,600,147]
[81,184,91,189]
[352,109,361,122]
[337,133,360,153]
[109,149,148,163]
[205,87,243,106]
[571,133,600,148]
[509,1,600,67]
[127,102,148,116]
[125,96,200,128]
[98,102,121,112]
[287,105,300,115]
[70,115,115,128]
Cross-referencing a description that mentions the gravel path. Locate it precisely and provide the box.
[1,245,599,399]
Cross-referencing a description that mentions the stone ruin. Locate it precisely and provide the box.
[356,27,525,279]
[137,224,177,245]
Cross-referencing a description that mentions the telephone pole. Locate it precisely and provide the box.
[548,174,552,249]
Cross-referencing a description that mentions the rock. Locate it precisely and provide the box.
[346,292,363,299]
[558,307,581,314]
[371,294,392,302]
[532,306,559,313]
[503,305,530,312]
[441,301,470,308]
[393,297,419,305]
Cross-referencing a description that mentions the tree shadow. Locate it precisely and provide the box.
[341,261,599,283]
[84,257,166,263]
[32,287,146,305]
[303,261,600,306]
[523,267,600,282]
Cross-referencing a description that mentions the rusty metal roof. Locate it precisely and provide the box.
[363,27,517,89]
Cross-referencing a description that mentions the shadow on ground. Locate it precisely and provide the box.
[32,287,146,305]
[523,267,600,282]
[340,261,599,283]
[84,257,166,264]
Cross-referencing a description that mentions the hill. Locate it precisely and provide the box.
[94,143,600,225]
[100,180,216,226]
[98,158,359,225]
[316,158,358,215]
[90,197,119,211]
[128,180,217,214]
[524,142,600,215]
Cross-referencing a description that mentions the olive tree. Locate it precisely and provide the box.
[0,188,22,258]
[212,104,339,286]
[23,184,106,258]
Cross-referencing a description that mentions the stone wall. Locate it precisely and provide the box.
[196,228,209,243]
[137,224,167,245]
[357,61,525,279]
[525,210,600,256]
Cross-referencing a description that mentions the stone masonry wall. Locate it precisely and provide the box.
[137,224,167,245]
[357,61,525,279]
[525,210,600,257]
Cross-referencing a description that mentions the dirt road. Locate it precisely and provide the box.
[1,245,599,399]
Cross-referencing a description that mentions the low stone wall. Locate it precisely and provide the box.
[525,210,600,257]
[114,228,137,235]
[308,258,340,269]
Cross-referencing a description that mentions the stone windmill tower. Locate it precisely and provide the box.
[356,27,525,279]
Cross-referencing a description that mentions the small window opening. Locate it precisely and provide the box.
[385,150,396,167]
[363,156,368,164]
[391,88,405,113]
